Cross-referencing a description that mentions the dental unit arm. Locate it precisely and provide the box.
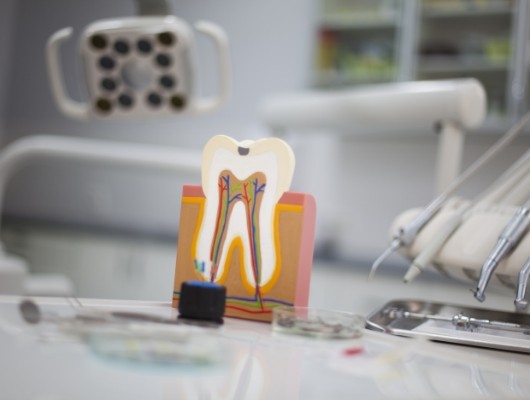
[404,145,530,286]
[385,108,530,309]
[46,0,231,120]
[260,78,486,273]
[373,109,530,282]
[261,79,485,195]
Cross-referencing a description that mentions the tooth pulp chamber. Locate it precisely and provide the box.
[208,170,267,286]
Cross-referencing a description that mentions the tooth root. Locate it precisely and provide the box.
[194,135,295,292]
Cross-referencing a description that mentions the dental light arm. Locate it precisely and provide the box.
[261,80,485,194]
[0,135,201,295]
[0,135,201,240]
[134,0,172,16]
[260,79,485,134]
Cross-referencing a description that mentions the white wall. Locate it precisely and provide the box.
[3,0,529,262]
[0,0,17,141]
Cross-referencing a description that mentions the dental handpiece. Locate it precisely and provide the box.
[474,207,530,302]
[403,210,465,283]
[514,257,530,311]
[405,149,530,283]
[369,193,448,280]
[370,109,530,280]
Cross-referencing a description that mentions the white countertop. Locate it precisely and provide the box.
[2,223,530,399]
[1,289,530,400]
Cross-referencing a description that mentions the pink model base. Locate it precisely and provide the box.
[172,185,317,322]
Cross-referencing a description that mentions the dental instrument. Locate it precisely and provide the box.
[370,109,530,280]
[18,298,222,329]
[404,147,530,283]
[514,257,530,311]
[473,203,530,302]
[19,298,174,326]
[368,299,530,353]
[272,306,365,339]
[383,307,530,335]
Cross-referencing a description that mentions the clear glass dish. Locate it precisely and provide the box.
[272,306,365,339]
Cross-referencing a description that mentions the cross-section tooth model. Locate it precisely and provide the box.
[172,135,316,321]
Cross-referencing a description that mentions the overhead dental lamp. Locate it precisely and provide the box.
[47,0,231,120]
[0,0,231,296]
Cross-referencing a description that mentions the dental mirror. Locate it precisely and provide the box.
[19,299,42,324]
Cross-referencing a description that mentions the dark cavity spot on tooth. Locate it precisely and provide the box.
[238,147,250,156]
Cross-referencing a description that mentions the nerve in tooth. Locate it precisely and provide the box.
[193,135,295,299]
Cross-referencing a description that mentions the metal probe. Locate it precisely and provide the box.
[473,207,530,302]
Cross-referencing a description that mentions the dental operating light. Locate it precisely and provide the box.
[0,0,231,296]
[47,1,231,120]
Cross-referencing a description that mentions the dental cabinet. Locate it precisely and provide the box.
[314,0,530,128]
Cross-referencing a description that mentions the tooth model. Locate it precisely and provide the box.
[172,135,316,322]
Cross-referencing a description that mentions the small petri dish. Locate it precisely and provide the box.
[272,306,365,339]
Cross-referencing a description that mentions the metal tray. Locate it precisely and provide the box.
[366,299,530,353]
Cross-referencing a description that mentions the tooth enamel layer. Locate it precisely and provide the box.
[194,135,295,292]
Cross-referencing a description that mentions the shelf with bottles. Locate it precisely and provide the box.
[314,0,401,87]
[418,23,512,71]
[417,0,514,120]
[319,14,398,30]
[421,0,514,18]
[314,26,397,87]
[418,55,509,74]
[313,68,395,88]
[320,0,401,29]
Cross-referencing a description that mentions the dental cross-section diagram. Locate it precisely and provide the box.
[172,135,316,322]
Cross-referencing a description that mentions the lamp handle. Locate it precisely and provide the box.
[192,21,231,114]
[46,27,90,120]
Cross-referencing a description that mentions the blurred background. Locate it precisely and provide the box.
[0,0,529,301]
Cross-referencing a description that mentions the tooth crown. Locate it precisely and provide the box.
[173,135,316,322]
[201,135,295,201]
